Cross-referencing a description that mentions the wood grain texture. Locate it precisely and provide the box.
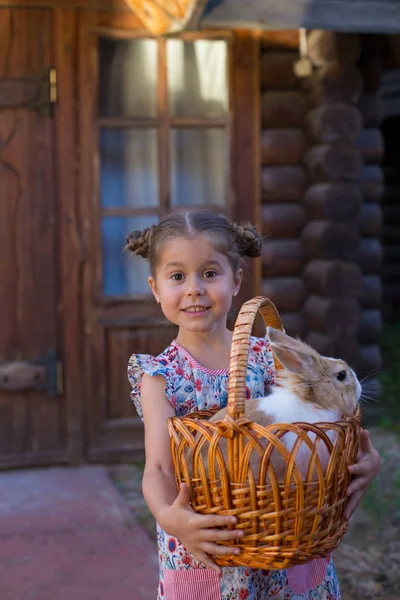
[304,142,363,182]
[261,204,306,238]
[55,7,85,464]
[0,7,65,466]
[302,221,360,261]
[303,183,363,222]
[306,103,362,143]
[279,313,307,338]
[261,166,307,202]
[261,91,308,128]
[260,51,299,90]
[262,239,306,277]
[261,277,306,312]
[307,31,361,67]
[261,129,306,165]
[231,30,261,302]
[304,62,363,106]
[305,331,360,363]
[302,296,360,337]
[303,260,363,298]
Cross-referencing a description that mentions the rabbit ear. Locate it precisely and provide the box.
[270,343,317,376]
[267,326,306,350]
[267,327,317,376]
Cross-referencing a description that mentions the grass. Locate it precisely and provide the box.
[356,323,400,520]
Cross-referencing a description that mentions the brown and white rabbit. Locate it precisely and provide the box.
[193,326,361,481]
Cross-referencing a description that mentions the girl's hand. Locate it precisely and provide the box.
[160,483,244,574]
[344,429,380,520]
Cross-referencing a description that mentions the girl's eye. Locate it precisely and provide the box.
[171,273,184,281]
[337,370,347,381]
[203,270,217,279]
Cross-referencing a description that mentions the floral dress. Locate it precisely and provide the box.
[128,337,341,600]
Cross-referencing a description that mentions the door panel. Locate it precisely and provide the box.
[0,8,65,467]
[87,323,178,461]
[80,14,259,461]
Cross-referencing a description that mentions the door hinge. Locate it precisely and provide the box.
[49,67,57,105]
[0,67,58,117]
[0,351,63,397]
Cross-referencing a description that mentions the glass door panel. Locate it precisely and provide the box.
[100,128,159,208]
[102,214,159,296]
[167,40,228,117]
[170,128,227,206]
[98,38,158,118]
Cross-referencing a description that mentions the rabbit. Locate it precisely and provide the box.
[188,326,362,482]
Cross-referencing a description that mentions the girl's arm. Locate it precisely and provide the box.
[344,429,380,520]
[140,373,244,573]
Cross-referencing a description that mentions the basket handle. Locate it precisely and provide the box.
[227,296,284,420]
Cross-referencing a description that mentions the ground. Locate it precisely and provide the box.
[108,425,400,600]
[333,426,400,599]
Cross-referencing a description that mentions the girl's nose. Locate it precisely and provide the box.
[186,278,204,296]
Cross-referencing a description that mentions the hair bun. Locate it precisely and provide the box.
[231,222,262,258]
[126,226,154,258]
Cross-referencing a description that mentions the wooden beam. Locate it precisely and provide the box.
[231,30,261,301]
[260,30,299,50]
[55,7,85,463]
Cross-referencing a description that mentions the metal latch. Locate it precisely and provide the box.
[0,351,63,396]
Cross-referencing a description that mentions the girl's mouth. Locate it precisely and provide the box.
[182,306,210,314]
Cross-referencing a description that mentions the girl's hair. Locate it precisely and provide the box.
[125,210,262,276]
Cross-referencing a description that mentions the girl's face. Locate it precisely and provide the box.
[148,234,242,335]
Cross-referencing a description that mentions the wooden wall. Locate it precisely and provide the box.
[259,31,385,379]
[380,69,400,323]
[259,43,308,338]
[355,36,385,376]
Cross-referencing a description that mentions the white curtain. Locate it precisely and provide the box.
[99,38,228,296]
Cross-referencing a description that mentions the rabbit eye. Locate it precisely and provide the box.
[337,370,347,381]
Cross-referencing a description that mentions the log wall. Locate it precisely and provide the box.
[259,32,385,384]
[260,43,308,338]
[300,31,364,365]
[356,36,384,376]
[381,82,400,323]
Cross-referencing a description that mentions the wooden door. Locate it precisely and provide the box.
[79,13,260,461]
[0,8,65,468]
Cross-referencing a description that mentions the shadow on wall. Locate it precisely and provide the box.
[380,69,400,324]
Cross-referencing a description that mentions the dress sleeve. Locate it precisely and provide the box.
[127,353,175,420]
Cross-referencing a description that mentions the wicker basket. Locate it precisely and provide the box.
[168,296,361,570]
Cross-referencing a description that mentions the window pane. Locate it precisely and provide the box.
[167,40,228,117]
[102,215,158,296]
[100,129,158,208]
[98,38,157,118]
[170,129,227,206]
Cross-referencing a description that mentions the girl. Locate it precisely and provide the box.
[127,210,380,600]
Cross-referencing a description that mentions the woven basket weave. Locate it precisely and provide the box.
[168,296,361,570]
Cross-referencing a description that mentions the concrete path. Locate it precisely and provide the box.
[0,466,158,600]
